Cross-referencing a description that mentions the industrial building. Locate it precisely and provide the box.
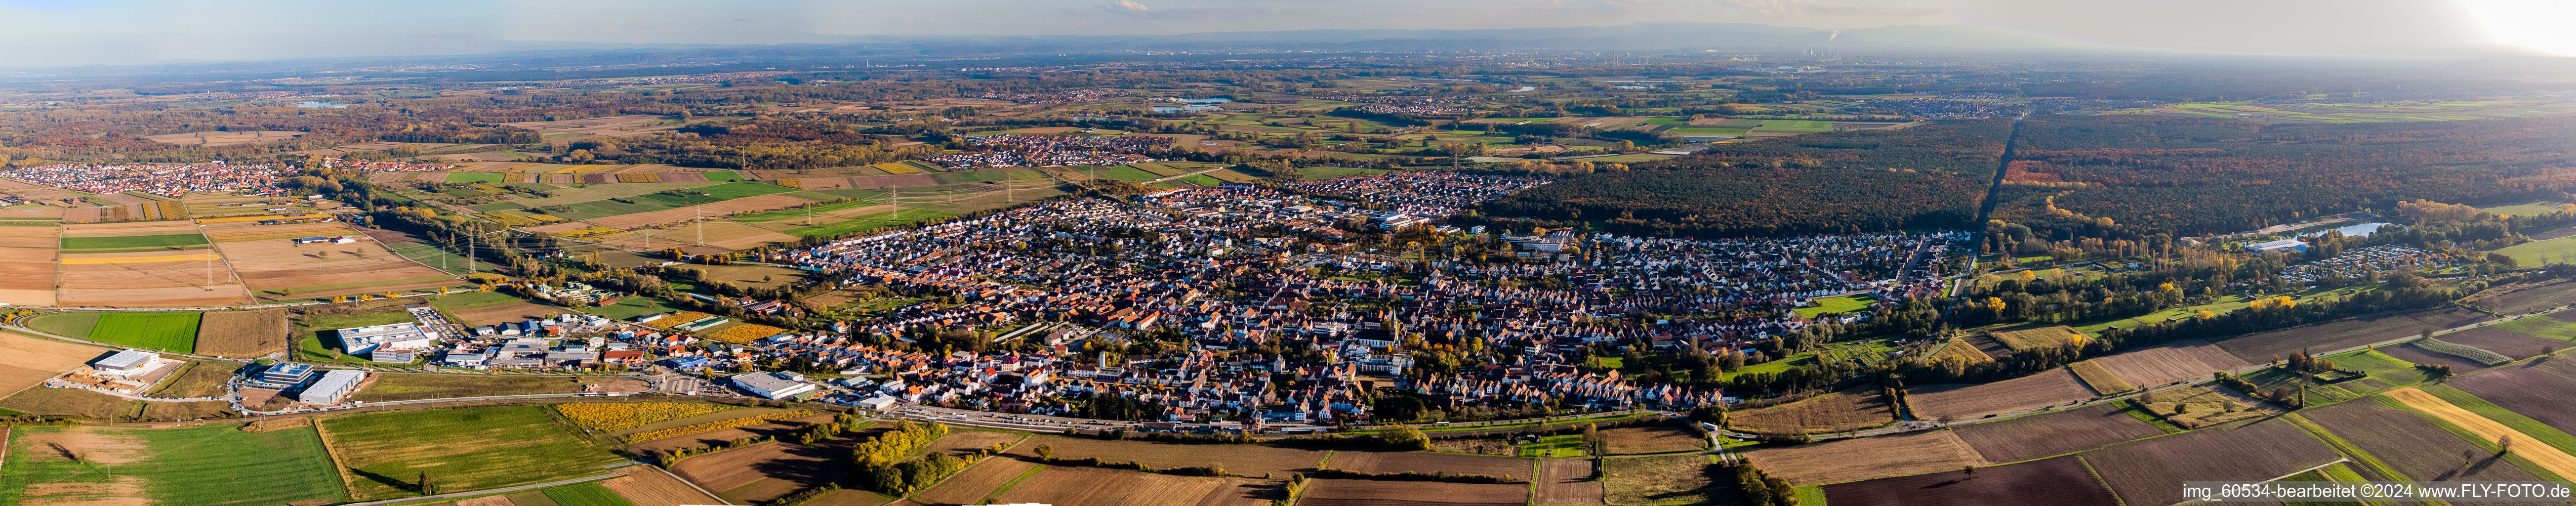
[250,362,317,389]
[299,369,366,404]
[731,372,818,399]
[335,322,436,356]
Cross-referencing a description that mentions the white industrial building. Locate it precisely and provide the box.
[335,322,436,356]
[731,372,818,399]
[299,369,367,404]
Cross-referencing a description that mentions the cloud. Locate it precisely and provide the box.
[1105,0,1149,12]
[1723,0,1939,17]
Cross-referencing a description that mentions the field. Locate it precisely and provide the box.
[2492,237,2576,267]
[354,374,648,402]
[2377,341,2492,371]
[1950,403,2167,464]
[1794,295,1872,318]
[580,193,816,229]
[1297,478,1526,506]
[2080,418,2343,506]
[0,225,59,305]
[1819,456,2117,506]
[1005,434,1328,476]
[2440,359,2576,437]
[22,311,99,339]
[0,332,110,396]
[555,402,744,432]
[598,467,725,506]
[1325,451,1530,478]
[1600,453,1725,505]
[911,456,1040,505]
[51,224,253,305]
[2064,361,2130,395]
[628,413,837,455]
[1740,428,1986,485]
[2429,327,2569,360]
[981,465,1269,506]
[668,439,848,504]
[194,308,289,357]
[319,405,627,500]
[1725,388,1895,435]
[148,359,238,398]
[1988,326,2085,352]
[204,221,466,300]
[2299,397,2544,483]
[2216,307,2488,362]
[86,311,201,352]
[2134,386,2265,428]
[142,130,305,145]
[1534,458,1604,505]
[1598,425,1703,455]
[0,423,347,506]
[448,300,572,326]
[1907,368,2097,421]
[2085,338,2252,387]
[2383,386,2576,477]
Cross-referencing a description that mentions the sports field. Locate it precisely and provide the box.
[88,311,202,352]
[319,405,627,500]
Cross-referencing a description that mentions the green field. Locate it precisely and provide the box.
[783,209,959,238]
[23,311,101,338]
[2491,236,2576,266]
[1753,120,1835,132]
[2070,284,2371,335]
[385,242,509,276]
[584,295,680,320]
[432,291,529,309]
[729,198,883,223]
[89,311,202,352]
[0,424,348,506]
[445,172,504,183]
[1517,434,1589,458]
[1665,126,1753,136]
[701,170,741,181]
[320,405,626,500]
[2480,201,2574,216]
[1642,117,1690,125]
[1795,295,1874,318]
[60,233,209,250]
[2414,383,2576,456]
[540,482,640,506]
[542,181,799,220]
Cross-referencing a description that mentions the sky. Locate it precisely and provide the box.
[0,0,2556,67]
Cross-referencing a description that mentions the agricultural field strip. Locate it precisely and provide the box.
[2382,387,2576,477]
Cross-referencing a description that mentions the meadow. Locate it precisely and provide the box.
[319,405,628,500]
[89,311,202,352]
[0,424,348,506]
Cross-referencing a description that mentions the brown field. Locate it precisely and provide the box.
[60,220,197,237]
[1727,388,1896,435]
[779,173,939,190]
[0,243,57,305]
[2064,361,2131,395]
[1988,325,2084,352]
[207,228,462,298]
[2082,417,2342,506]
[447,301,568,326]
[1534,458,1604,505]
[2377,341,2491,371]
[1296,479,1527,506]
[589,220,798,251]
[2385,386,2576,478]
[1598,425,1703,455]
[195,308,288,357]
[984,465,1254,506]
[0,224,57,248]
[56,285,254,307]
[1740,429,1987,486]
[0,332,110,395]
[1907,368,2097,421]
[916,429,1026,459]
[1950,403,2166,464]
[1006,434,1328,476]
[805,489,901,506]
[1326,451,1531,479]
[2477,281,2576,314]
[910,457,1038,505]
[583,193,818,229]
[0,387,147,420]
[669,440,849,504]
[1819,456,2119,506]
[500,115,683,137]
[2444,359,2576,436]
[2217,307,2487,362]
[628,413,839,455]
[2088,338,2253,387]
[143,130,305,145]
[2432,327,2570,360]
[2133,386,2263,429]
[1599,453,1722,505]
[2299,398,2542,483]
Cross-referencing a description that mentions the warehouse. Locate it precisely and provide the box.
[299,369,367,404]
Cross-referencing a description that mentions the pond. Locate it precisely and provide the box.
[296,101,352,109]
[1152,104,1227,113]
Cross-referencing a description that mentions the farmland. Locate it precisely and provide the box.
[87,311,201,352]
[2473,281,2576,315]
[2429,327,2568,360]
[1600,453,1726,505]
[1298,478,1526,506]
[2383,386,2576,477]
[2080,418,2343,506]
[0,423,347,506]
[2085,338,2252,387]
[355,374,648,402]
[1820,456,2118,506]
[2437,360,2576,437]
[668,438,850,504]
[2298,398,2544,482]
[555,402,744,432]
[194,308,289,357]
[1005,434,1328,477]
[318,405,627,500]
[628,412,837,455]
[911,456,1040,505]
[0,332,110,395]
[986,465,1268,506]
[1988,326,2084,352]
[2215,307,2488,362]
[1739,428,1986,485]
[597,467,725,506]
[2064,361,2130,395]
[1950,403,2167,464]
[1324,451,1529,478]
[1534,458,1604,505]
[1907,368,2097,422]
[1598,425,1704,455]
[1725,388,1896,435]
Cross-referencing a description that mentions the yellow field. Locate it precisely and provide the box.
[196,213,329,224]
[873,162,923,174]
[2382,387,2576,477]
[61,253,222,264]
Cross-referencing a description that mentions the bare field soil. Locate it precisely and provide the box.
[194,308,288,357]
[2433,327,2571,360]
[670,439,848,505]
[601,468,728,506]
[1326,451,1531,478]
[1006,434,1327,476]
[0,332,109,394]
[1598,425,1703,455]
[2217,307,2488,362]
[583,194,818,229]
[2444,359,2576,435]
[1908,369,2096,422]
[911,457,1038,505]
[628,413,838,455]
[1295,479,1527,506]
[1951,403,2166,464]
[2089,338,2252,387]
[57,286,253,307]
[2378,342,2490,371]
[2083,418,2341,506]
[590,220,797,251]
[58,251,238,289]
[0,247,58,305]
[0,224,58,248]
[1727,388,1897,435]
[500,115,683,137]
[1740,428,1986,486]
[1820,456,2119,506]
[1534,457,1605,505]
[60,221,198,237]
[984,465,1247,506]
[2478,281,2576,314]
[143,130,304,145]
[209,234,459,297]
[2299,399,2541,484]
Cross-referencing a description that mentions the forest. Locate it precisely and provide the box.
[1993,114,2576,237]
[1471,118,2011,237]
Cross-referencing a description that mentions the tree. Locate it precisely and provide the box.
[1033,444,1054,461]
[1381,425,1431,451]
[1963,465,1977,479]
[418,472,439,495]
